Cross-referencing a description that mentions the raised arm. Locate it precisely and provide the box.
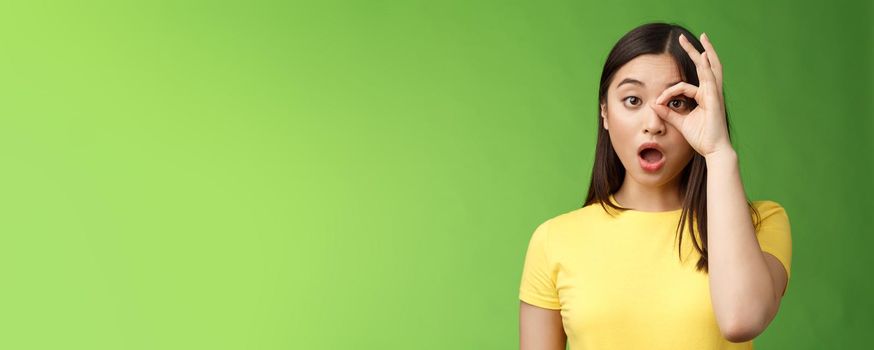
[705,149,787,342]
[651,32,788,342]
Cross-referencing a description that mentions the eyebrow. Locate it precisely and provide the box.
[616,78,682,89]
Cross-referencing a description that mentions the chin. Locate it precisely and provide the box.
[633,174,676,187]
[626,164,680,186]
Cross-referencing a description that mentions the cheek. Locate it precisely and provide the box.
[669,143,696,167]
[606,112,636,136]
[665,127,692,151]
[607,131,637,165]
[605,114,638,158]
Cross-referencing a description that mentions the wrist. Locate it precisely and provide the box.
[704,146,737,163]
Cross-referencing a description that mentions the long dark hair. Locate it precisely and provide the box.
[583,22,761,273]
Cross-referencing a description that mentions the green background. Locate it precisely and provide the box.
[0,0,870,348]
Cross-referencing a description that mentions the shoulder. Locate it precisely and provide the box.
[750,199,790,220]
[751,199,785,212]
[535,203,608,239]
[749,199,792,231]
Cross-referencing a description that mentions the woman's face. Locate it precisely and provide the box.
[600,53,696,187]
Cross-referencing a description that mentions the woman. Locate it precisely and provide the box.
[518,22,793,349]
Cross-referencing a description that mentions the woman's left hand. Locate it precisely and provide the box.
[650,32,734,158]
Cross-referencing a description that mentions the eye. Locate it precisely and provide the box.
[622,96,641,107]
[669,98,690,110]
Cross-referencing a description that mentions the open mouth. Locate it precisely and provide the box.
[639,148,664,163]
[638,147,665,172]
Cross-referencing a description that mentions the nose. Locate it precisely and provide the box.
[644,105,666,135]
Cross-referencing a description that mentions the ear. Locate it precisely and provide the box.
[600,102,609,130]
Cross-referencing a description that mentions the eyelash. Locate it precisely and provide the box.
[623,96,688,110]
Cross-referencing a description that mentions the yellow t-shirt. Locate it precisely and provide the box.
[519,194,792,349]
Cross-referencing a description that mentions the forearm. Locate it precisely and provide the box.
[704,148,776,340]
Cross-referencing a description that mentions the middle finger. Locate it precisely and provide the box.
[678,34,716,86]
[700,33,724,96]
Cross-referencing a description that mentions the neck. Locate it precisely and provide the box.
[613,176,683,212]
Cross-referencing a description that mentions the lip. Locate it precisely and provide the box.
[637,141,665,154]
[637,141,666,173]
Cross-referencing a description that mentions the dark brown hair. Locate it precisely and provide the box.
[583,22,761,273]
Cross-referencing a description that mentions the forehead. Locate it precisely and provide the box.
[612,53,683,90]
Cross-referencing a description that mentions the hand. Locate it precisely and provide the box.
[650,32,733,158]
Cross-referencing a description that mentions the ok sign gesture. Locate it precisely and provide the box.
[650,33,733,158]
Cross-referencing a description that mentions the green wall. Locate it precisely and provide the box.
[0,0,870,348]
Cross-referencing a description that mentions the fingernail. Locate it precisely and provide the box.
[703,32,708,41]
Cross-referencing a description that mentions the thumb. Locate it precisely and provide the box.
[651,103,684,129]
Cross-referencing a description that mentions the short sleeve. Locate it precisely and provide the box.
[754,201,793,295]
[519,218,561,310]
